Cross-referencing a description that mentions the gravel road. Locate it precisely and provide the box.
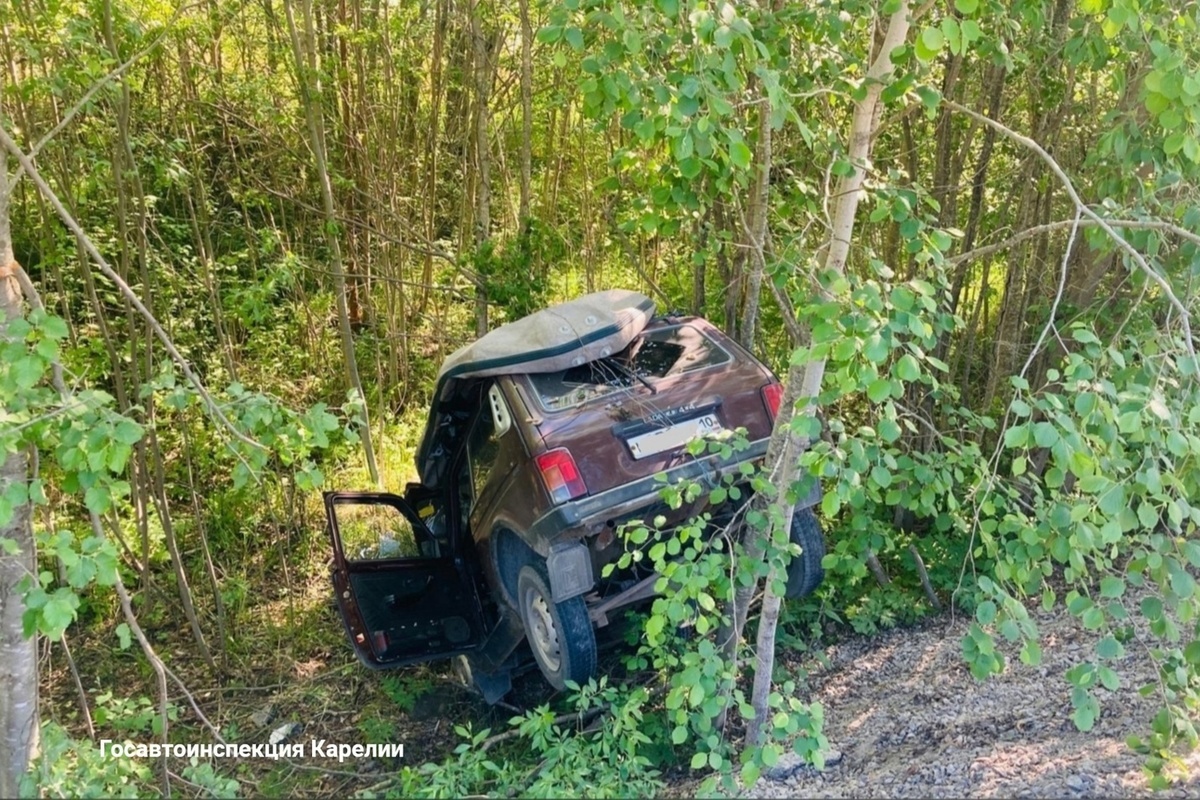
[748,601,1200,798]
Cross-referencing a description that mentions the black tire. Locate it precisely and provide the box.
[785,507,826,599]
[516,562,598,691]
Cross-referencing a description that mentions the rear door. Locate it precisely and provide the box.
[523,320,776,492]
[324,491,485,668]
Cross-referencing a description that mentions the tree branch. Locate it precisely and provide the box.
[941,97,1196,359]
[0,125,264,450]
[949,218,1200,266]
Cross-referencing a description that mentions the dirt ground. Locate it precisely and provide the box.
[744,601,1200,798]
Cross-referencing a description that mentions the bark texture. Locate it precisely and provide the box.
[0,158,38,798]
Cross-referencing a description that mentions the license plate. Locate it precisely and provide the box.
[626,413,722,460]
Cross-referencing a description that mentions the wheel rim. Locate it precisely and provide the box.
[523,584,561,673]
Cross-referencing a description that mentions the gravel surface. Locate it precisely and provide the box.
[747,602,1200,798]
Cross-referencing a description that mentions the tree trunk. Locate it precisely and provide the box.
[737,91,773,352]
[741,3,913,745]
[518,0,532,226]
[283,0,381,485]
[420,0,447,315]
[471,0,491,336]
[0,156,38,798]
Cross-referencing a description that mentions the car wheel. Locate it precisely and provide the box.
[785,507,826,599]
[516,563,597,691]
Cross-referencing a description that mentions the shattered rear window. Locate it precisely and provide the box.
[527,324,730,412]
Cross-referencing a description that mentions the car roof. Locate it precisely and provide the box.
[415,290,656,489]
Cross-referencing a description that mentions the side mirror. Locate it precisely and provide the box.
[488,384,511,436]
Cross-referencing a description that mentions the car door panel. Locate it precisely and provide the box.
[325,491,485,668]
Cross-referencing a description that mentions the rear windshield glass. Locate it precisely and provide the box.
[527,324,730,412]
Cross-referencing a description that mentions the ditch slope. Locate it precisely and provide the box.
[748,601,1200,798]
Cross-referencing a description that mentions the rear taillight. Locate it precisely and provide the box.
[535,448,588,505]
[761,382,784,419]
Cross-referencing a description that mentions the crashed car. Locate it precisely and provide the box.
[324,289,824,698]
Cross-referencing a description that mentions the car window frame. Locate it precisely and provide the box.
[524,322,733,414]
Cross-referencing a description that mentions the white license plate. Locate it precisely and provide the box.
[626,413,723,460]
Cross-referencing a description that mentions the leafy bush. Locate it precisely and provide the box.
[21,722,152,798]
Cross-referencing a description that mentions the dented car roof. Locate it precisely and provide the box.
[416,289,656,487]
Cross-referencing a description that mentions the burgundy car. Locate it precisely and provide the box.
[324,290,823,698]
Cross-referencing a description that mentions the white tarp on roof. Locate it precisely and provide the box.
[416,289,656,485]
[435,289,656,388]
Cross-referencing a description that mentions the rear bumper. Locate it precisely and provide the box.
[527,437,773,546]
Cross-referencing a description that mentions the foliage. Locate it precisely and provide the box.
[608,430,828,792]
[180,760,241,799]
[20,723,152,799]
[379,673,437,715]
[375,682,662,799]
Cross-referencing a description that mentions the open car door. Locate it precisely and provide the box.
[324,491,485,669]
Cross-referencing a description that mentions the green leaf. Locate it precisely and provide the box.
[1072,699,1097,732]
[915,85,941,113]
[878,418,902,443]
[40,589,80,640]
[1003,424,1028,448]
[116,622,132,650]
[895,354,920,382]
[1171,568,1195,599]
[1097,635,1123,660]
[729,140,753,170]
[690,752,708,770]
[921,26,945,52]
[84,485,112,516]
[41,316,69,340]
[113,419,144,446]
[871,465,892,488]
[1098,666,1120,691]
[867,378,893,403]
[955,0,978,11]
[976,600,997,625]
[863,334,890,364]
[11,356,44,390]
[1099,576,1125,598]
[941,18,962,55]
[1141,596,1163,621]
[564,27,584,50]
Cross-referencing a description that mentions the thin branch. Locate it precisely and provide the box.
[1018,209,1081,380]
[19,1,192,172]
[949,218,1200,266]
[941,97,1196,359]
[0,125,264,450]
[767,279,806,346]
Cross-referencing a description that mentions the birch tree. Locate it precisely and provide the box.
[0,150,38,800]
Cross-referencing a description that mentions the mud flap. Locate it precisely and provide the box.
[794,473,822,511]
[453,654,513,705]
[547,541,594,603]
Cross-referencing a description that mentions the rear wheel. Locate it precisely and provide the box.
[785,507,826,599]
[516,563,597,690]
